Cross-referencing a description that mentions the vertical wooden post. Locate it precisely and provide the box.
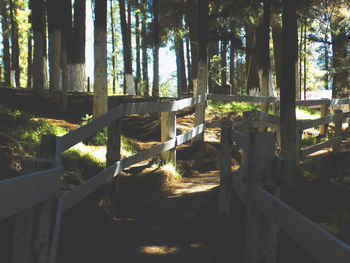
[244,132,276,263]
[161,110,176,164]
[333,109,343,153]
[320,103,329,138]
[218,121,233,219]
[107,98,122,197]
[12,135,58,263]
[237,111,254,164]
[296,129,303,165]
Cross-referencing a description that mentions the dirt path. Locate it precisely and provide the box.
[96,170,220,263]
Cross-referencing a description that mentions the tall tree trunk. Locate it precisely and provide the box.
[110,0,116,94]
[221,38,227,86]
[280,0,297,193]
[185,0,198,94]
[271,9,282,95]
[93,0,107,118]
[60,0,71,112]
[193,0,208,143]
[245,24,259,95]
[185,34,192,92]
[67,0,86,92]
[10,0,20,87]
[175,36,186,98]
[135,0,141,95]
[27,1,33,89]
[152,0,159,97]
[230,25,235,94]
[303,23,307,99]
[256,0,272,113]
[208,39,219,93]
[299,24,303,98]
[48,0,61,107]
[325,31,329,90]
[1,0,11,86]
[119,0,135,95]
[32,0,48,96]
[141,0,149,96]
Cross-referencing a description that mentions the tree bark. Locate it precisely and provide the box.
[27,1,33,89]
[280,0,297,192]
[1,0,11,86]
[10,0,20,87]
[271,9,282,95]
[174,18,187,99]
[48,0,61,107]
[185,34,192,93]
[32,0,48,96]
[230,25,235,94]
[221,38,227,86]
[93,0,108,118]
[135,0,141,95]
[119,0,135,95]
[141,0,149,96]
[67,0,86,92]
[245,24,259,95]
[110,0,116,94]
[152,0,159,97]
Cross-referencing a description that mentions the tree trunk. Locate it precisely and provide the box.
[1,0,11,86]
[174,20,187,99]
[256,0,272,113]
[32,0,48,96]
[185,34,192,92]
[141,0,149,96]
[110,0,116,94]
[280,0,297,192]
[152,0,159,97]
[230,25,235,94]
[10,0,20,87]
[93,0,107,118]
[208,39,219,93]
[221,38,227,86]
[324,29,329,90]
[67,0,86,92]
[303,23,306,99]
[119,0,135,95]
[185,0,198,95]
[135,0,141,95]
[27,2,33,89]
[299,24,303,98]
[245,24,259,95]
[48,0,61,107]
[271,9,282,95]
[193,0,208,143]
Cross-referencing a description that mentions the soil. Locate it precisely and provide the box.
[1,88,350,262]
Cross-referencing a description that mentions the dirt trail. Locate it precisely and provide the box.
[97,170,220,263]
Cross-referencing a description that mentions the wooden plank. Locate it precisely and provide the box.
[253,111,280,125]
[301,137,343,159]
[176,94,208,110]
[296,99,330,106]
[0,167,60,220]
[161,111,176,163]
[256,188,350,263]
[48,198,63,263]
[60,104,124,152]
[206,120,242,129]
[208,94,278,103]
[330,98,350,106]
[232,129,250,150]
[297,115,338,130]
[343,112,350,119]
[122,139,176,168]
[62,163,122,211]
[176,124,205,145]
[123,100,177,114]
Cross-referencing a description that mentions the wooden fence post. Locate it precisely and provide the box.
[218,121,233,219]
[333,109,343,153]
[12,134,58,263]
[320,103,329,138]
[237,111,254,164]
[244,132,277,263]
[161,110,176,164]
[107,98,122,197]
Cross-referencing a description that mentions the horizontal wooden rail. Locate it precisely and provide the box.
[124,100,177,114]
[60,104,124,152]
[208,93,278,103]
[297,115,339,130]
[176,94,207,110]
[296,99,330,106]
[231,169,247,203]
[252,111,280,125]
[256,188,350,263]
[301,137,343,159]
[48,198,63,263]
[176,124,205,145]
[0,167,60,220]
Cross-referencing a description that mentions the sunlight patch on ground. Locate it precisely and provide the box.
[171,183,217,197]
[139,245,179,255]
[71,142,106,162]
[296,108,320,120]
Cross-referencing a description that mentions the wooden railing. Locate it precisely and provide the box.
[219,110,350,263]
[2,93,350,263]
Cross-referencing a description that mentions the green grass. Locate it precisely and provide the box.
[297,106,320,116]
[151,160,183,180]
[207,101,260,115]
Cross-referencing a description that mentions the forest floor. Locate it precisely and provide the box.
[0,88,350,262]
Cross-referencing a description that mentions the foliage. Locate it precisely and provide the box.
[209,55,225,86]
[81,114,108,146]
[151,159,182,180]
[296,106,320,116]
[207,100,260,115]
